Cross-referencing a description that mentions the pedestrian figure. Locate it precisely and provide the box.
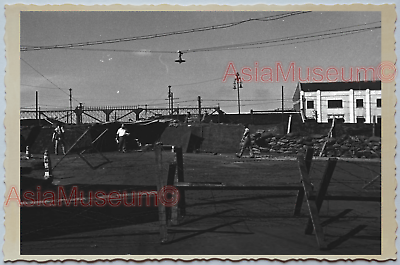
[201,110,208,123]
[52,123,66,155]
[236,124,254,158]
[185,112,191,123]
[116,124,130,152]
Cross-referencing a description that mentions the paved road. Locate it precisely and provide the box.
[20,151,381,256]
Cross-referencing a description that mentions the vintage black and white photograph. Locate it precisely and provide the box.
[9,5,395,259]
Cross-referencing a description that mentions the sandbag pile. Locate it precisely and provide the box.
[253,132,381,158]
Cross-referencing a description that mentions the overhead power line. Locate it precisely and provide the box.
[21,84,70,90]
[20,11,311,52]
[172,77,223,87]
[181,24,381,53]
[53,22,380,55]
[21,58,81,104]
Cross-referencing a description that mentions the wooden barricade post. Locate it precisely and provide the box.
[166,162,177,224]
[293,147,314,216]
[297,153,380,250]
[175,147,186,216]
[154,143,168,243]
[297,154,328,250]
[304,158,337,235]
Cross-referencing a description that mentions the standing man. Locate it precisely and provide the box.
[185,112,191,123]
[236,124,254,158]
[52,123,66,155]
[116,124,130,152]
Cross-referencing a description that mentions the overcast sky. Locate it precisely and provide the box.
[20,11,381,113]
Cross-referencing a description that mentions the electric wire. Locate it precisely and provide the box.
[21,58,81,104]
[50,23,380,55]
[181,25,380,53]
[20,11,311,52]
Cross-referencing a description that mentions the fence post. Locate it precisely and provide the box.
[166,162,177,224]
[154,143,168,243]
[294,148,314,216]
[297,154,327,250]
[175,147,186,216]
[305,158,337,235]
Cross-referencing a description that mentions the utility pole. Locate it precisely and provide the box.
[35,90,39,121]
[168,85,172,116]
[198,95,202,120]
[233,72,243,114]
[171,92,174,116]
[282,86,285,134]
[69,88,72,124]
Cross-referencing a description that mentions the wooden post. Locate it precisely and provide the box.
[154,143,168,243]
[198,95,202,122]
[167,163,177,186]
[287,114,292,134]
[294,148,314,216]
[319,118,335,157]
[362,174,381,190]
[166,162,177,223]
[305,158,337,235]
[175,147,186,216]
[297,155,327,250]
[305,147,314,173]
[171,163,179,226]
[52,127,91,170]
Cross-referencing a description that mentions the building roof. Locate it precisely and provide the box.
[299,81,381,92]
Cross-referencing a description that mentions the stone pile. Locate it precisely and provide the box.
[253,132,381,158]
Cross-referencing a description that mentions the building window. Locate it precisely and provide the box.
[306,100,314,109]
[328,100,343,108]
[356,117,365,123]
[356,99,363,108]
[377,98,381,108]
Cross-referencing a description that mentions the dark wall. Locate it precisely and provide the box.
[291,120,381,137]
[21,121,170,154]
[28,125,93,154]
[160,123,282,153]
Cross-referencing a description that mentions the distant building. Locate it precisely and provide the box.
[292,81,381,124]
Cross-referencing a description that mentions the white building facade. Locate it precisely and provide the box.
[292,81,381,124]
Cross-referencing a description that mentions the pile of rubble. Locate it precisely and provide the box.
[253,132,381,158]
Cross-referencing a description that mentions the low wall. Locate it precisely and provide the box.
[27,125,93,154]
[291,121,381,137]
[160,123,282,153]
[21,121,170,154]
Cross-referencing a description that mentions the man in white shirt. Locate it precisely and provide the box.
[236,124,254,158]
[116,124,130,152]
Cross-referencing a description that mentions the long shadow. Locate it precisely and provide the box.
[321,209,353,227]
[188,194,295,207]
[31,230,160,242]
[353,235,381,241]
[327,225,367,250]
[175,209,234,227]
[20,183,160,242]
[165,220,244,244]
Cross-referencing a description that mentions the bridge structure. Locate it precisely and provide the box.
[20,104,222,125]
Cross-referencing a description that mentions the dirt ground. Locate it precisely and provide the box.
[20,150,381,256]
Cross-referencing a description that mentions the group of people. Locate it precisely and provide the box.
[51,122,253,157]
[51,123,131,155]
